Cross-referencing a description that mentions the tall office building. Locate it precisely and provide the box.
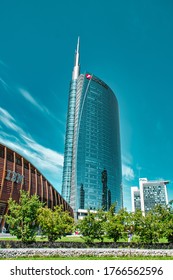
[62,38,122,217]
[131,178,169,214]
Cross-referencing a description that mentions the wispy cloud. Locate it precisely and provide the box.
[0,62,64,126]
[18,87,64,125]
[122,154,135,181]
[0,107,63,190]
[122,163,135,181]
[21,135,63,168]
[18,88,45,112]
[122,154,133,166]
[121,154,136,210]
[0,77,10,93]
[0,107,24,134]
[0,59,10,92]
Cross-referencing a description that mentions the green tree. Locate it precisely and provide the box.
[133,205,168,243]
[77,210,105,244]
[104,207,130,242]
[164,217,173,242]
[5,190,43,242]
[131,209,143,242]
[161,202,173,242]
[37,205,74,242]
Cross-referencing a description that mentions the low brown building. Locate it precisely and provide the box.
[0,143,73,230]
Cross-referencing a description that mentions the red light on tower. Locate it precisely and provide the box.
[86,74,92,79]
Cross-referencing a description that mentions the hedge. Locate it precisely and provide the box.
[1,241,173,249]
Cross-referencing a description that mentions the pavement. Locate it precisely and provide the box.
[0,233,15,238]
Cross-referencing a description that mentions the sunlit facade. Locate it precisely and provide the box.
[61,38,80,204]
[61,79,77,203]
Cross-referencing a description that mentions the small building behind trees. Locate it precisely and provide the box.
[131,178,169,215]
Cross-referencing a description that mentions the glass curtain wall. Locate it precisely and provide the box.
[70,74,122,212]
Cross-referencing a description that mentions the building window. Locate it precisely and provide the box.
[24,161,29,169]
[31,167,35,174]
[7,152,14,162]
[16,157,22,166]
[0,147,4,158]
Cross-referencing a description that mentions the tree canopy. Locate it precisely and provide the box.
[5,190,43,242]
[37,205,74,242]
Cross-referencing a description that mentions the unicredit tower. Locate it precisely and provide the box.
[61,38,122,218]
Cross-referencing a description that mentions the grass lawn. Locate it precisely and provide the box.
[0,235,168,243]
[0,236,114,242]
[0,236,79,242]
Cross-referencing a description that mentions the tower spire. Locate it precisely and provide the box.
[72,36,80,80]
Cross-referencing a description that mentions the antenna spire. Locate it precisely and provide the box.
[72,37,80,80]
[76,36,80,57]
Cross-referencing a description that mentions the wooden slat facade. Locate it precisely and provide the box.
[0,144,73,229]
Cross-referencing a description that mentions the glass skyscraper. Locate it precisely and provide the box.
[62,38,122,216]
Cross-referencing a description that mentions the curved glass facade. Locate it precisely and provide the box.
[61,80,77,203]
[70,73,122,212]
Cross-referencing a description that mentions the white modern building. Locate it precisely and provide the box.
[131,178,169,215]
[131,186,141,212]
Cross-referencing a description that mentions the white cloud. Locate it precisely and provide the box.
[122,153,135,182]
[0,60,10,92]
[0,107,13,120]
[0,77,10,92]
[122,154,133,166]
[0,107,24,134]
[121,160,135,210]
[122,163,135,181]
[18,87,64,125]
[18,88,44,112]
[21,135,63,167]
[0,107,63,190]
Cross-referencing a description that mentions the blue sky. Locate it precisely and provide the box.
[0,0,173,210]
